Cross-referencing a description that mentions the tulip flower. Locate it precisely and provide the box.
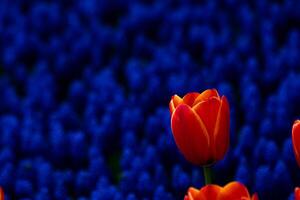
[292,120,300,167]
[169,89,230,166]
[0,187,3,200]
[184,181,258,200]
[295,187,300,200]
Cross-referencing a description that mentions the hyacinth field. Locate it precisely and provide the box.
[1,0,300,199]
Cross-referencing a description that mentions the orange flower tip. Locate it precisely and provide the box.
[170,94,183,113]
[169,100,175,114]
[221,95,229,104]
[183,92,200,106]
[192,89,220,106]
[207,88,219,97]
[294,120,300,128]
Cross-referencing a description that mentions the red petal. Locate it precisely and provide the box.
[293,120,300,167]
[218,182,251,200]
[214,96,230,160]
[187,187,201,200]
[193,89,220,106]
[171,104,210,165]
[193,97,220,137]
[183,93,200,107]
[295,187,300,200]
[193,97,221,160]
[184,195,190,200]
[199,185,222,200]
[252,193,259,200]
[169,95,183,114]
[0,187,3,200]
[185,185,222,200]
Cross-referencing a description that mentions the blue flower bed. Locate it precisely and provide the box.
[0,0,300,199]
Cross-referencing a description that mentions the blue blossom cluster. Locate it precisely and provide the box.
[1,0,300,199]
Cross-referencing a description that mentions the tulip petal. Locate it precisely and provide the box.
[292,120,300,167]
[184,195,190,200]
[295,187,300,200]
[183,92,201,107]
[199,185,222,200]
[218,182,251,200]
[169,95,183,113]
[252,193,259,200]
[193,97,221,138]
[192,97,221,161]
[187,187,201,200]
[0,187,3,200]
[186,185,222,200]
[171,104,210,165]
[193,89,220,106]
[214,96,230,160]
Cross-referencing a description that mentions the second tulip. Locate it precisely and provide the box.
[292,120,300,167]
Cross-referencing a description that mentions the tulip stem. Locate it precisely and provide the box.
[203,166,212,185]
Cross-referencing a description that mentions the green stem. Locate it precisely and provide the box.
[203,166,212,185]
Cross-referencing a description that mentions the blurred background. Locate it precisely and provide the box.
[0,0,300,199]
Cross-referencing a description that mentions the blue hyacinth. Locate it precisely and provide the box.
[1,0,300,199]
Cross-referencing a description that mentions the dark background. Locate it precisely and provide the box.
[0,0,300,199]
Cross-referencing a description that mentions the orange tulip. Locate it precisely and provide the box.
[184,181,258,200]
[295,187,300,200]
[292,120,300,167]
[169,89,230,166]
[0,187,3,200]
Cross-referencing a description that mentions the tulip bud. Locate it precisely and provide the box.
[184,181,258,200]
[169,89,230,166]
[292,120,300,167]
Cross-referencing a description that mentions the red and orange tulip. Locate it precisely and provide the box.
[184,181,258,200]
[292,120,300,167]
[292,121,300,200]
[0,187,3,200]
[169,89,230,166]
[295,187,300,200]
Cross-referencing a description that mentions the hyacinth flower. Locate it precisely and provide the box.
[184,181,258,200]
[169,89,230,184]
